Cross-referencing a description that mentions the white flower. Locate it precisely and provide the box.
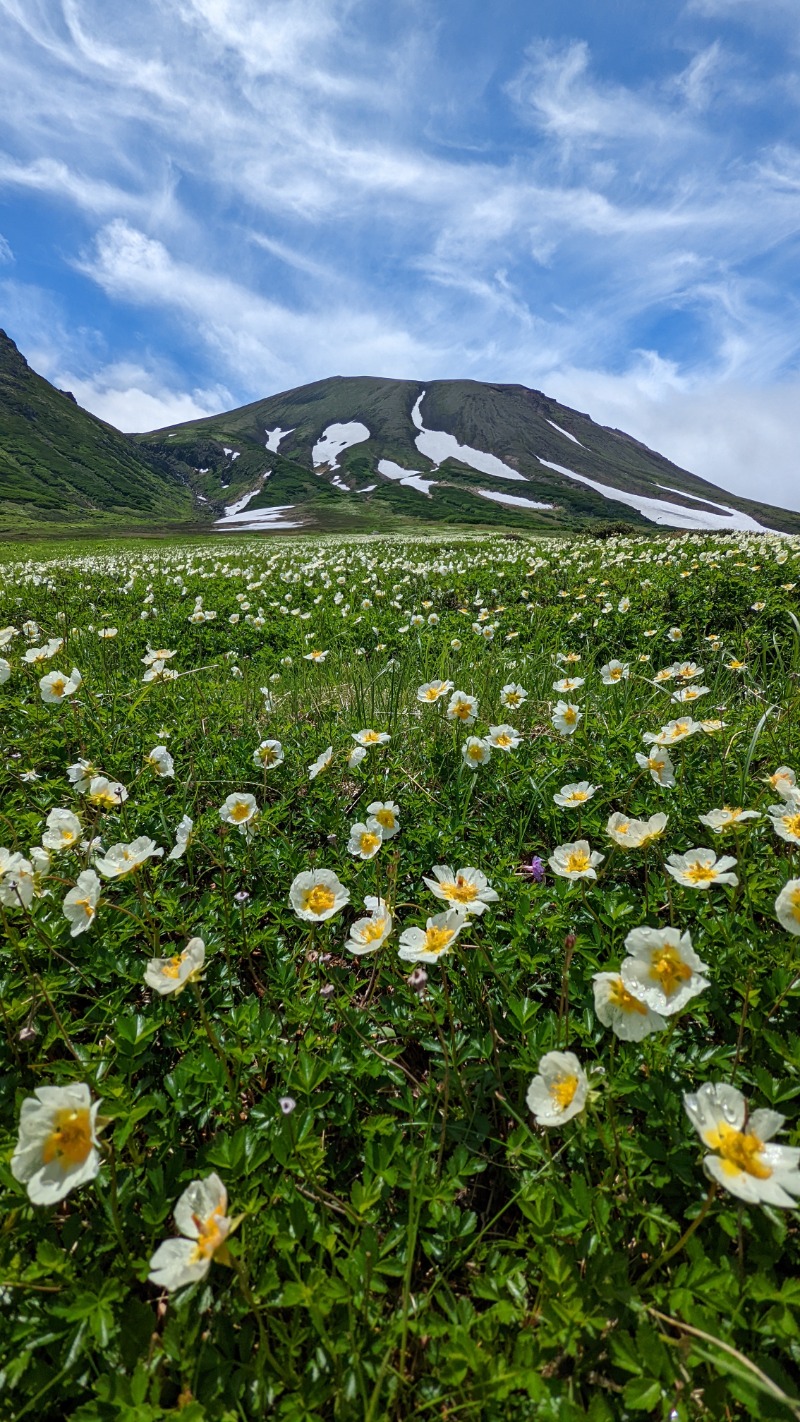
[698,806,760,833]
[767,804,800,845]
[86,775,128,810]
[606,812,668,848]
[775,879,800,936]
[347,819,384,860]
[462,736,491,768]
[290,869,350,922]
[352,728,390,747]
[304,648,328,663]
[666,627,683,642]
[97,627,118,639]
[94,837,165,878]
[446,691,479,725]
[634,747,675,787]
[23,638,64,664]
[642,717,701,747]
[665,848,738,890]
[168,815,194,861]
[253,739,284,770]
[346,897,393,955]
[553,781,598,808]
[526,1051,588,1128]
[62,870,102,936]
[620,926,709,1015]
[486,724,521,752]
[145,937,205,995]
[142,660,177,683]
[671,685,710,704]
[145,745,175,778]
[600,660,629,684]
[398,909,468,963]
[548,840,604,880]
[42,808,82,852]
[766,766,799,802]
[422,865,498,915]
[0,850,35,908]
[592,973,667,1041]
[683,1082,800,1207]
[552,701,582,736]
[308,746,333,780]
[39,668,82,704]
[366,801,400,839]
[219,793,260,834]
[67,758,99,793]
[348,746,367,769]
[0,625,17,647]
[500,683,527,709]
[618,597,631,613]
[148,1174,231,1291]
[142,646,177,665]
[11,1083,102,1205]
[417,679,454,703]
[552,677,585,694]
[0,658,10,684]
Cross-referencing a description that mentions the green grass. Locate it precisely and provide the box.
[1,530,800,1421]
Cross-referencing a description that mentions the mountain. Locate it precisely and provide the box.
[137,374,800,536]
[2,333,798,536]
[0,330,197,533]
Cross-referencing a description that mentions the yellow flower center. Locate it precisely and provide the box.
[494,734,513,747]
[787,888,800,922]
[453,701,472,720]
[359,832,381,855]
[229,801,252,823]
[648,758,664,776]
[684,860,718,884]
[562,708,577,725]
[361,916,387,943]
[43,1107,93,1168]
[608,978,648,1015]
[361,730,381,743]
[467,743,484,760]
[50,678,66,697]
[189,1205,227,1261]
[374,809,395,829]
[570,790,589,802]
[565,849,590,873]
[706,1123,772,1180]
[781,814,800,838]
[615,821,631,836]
[443,876,478,904]
[90,790,117,809]
[303,884,336,915]
[259,747,277,765]
[73,896,95,918]
[650,947,692,997]
[609,667,622,680]
[505,692,521,705]
[423,926,455,955]
[424,687,440,700]
[550,1074,579,1110]
[162,954,184,979]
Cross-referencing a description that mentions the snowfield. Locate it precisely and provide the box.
[411,392,528,482]
[377,459,436,495]
[265,426,295,452]
[312,423,370,471]
[538,460,769,532]
[214,503,302,530]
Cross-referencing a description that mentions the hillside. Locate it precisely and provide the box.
[137,375,800,536]
[0,331,197,532]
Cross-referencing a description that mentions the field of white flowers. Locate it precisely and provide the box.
[2,529,800,1422]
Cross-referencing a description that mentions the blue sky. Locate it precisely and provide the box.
[2,0,800,508]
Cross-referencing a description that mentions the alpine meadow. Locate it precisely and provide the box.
[2,528,800,1422]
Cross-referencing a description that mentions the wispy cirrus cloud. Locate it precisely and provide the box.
[1,0,799,507]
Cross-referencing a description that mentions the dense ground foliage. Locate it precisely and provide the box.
[2,530,800,1422]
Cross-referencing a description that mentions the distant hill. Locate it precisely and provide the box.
[2,332,798,536]
[0,330,196,532]
[137,374,800,535]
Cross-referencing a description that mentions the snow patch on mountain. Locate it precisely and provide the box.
[222,447,240,460]
[538,460,769,531]
[215,503,301,530]
[477,488,554,511]
[377,458,436,495]
[313,422,369,470]
[411,392,527,482]
[223,474,270,517]
[546,419,585,448]
[265,426,295,452]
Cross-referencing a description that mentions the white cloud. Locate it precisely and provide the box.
[59,363,231,432]
[0,232,12,263]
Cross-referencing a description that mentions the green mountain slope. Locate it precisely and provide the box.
[137,375,800,535]
[0,331,198,531]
